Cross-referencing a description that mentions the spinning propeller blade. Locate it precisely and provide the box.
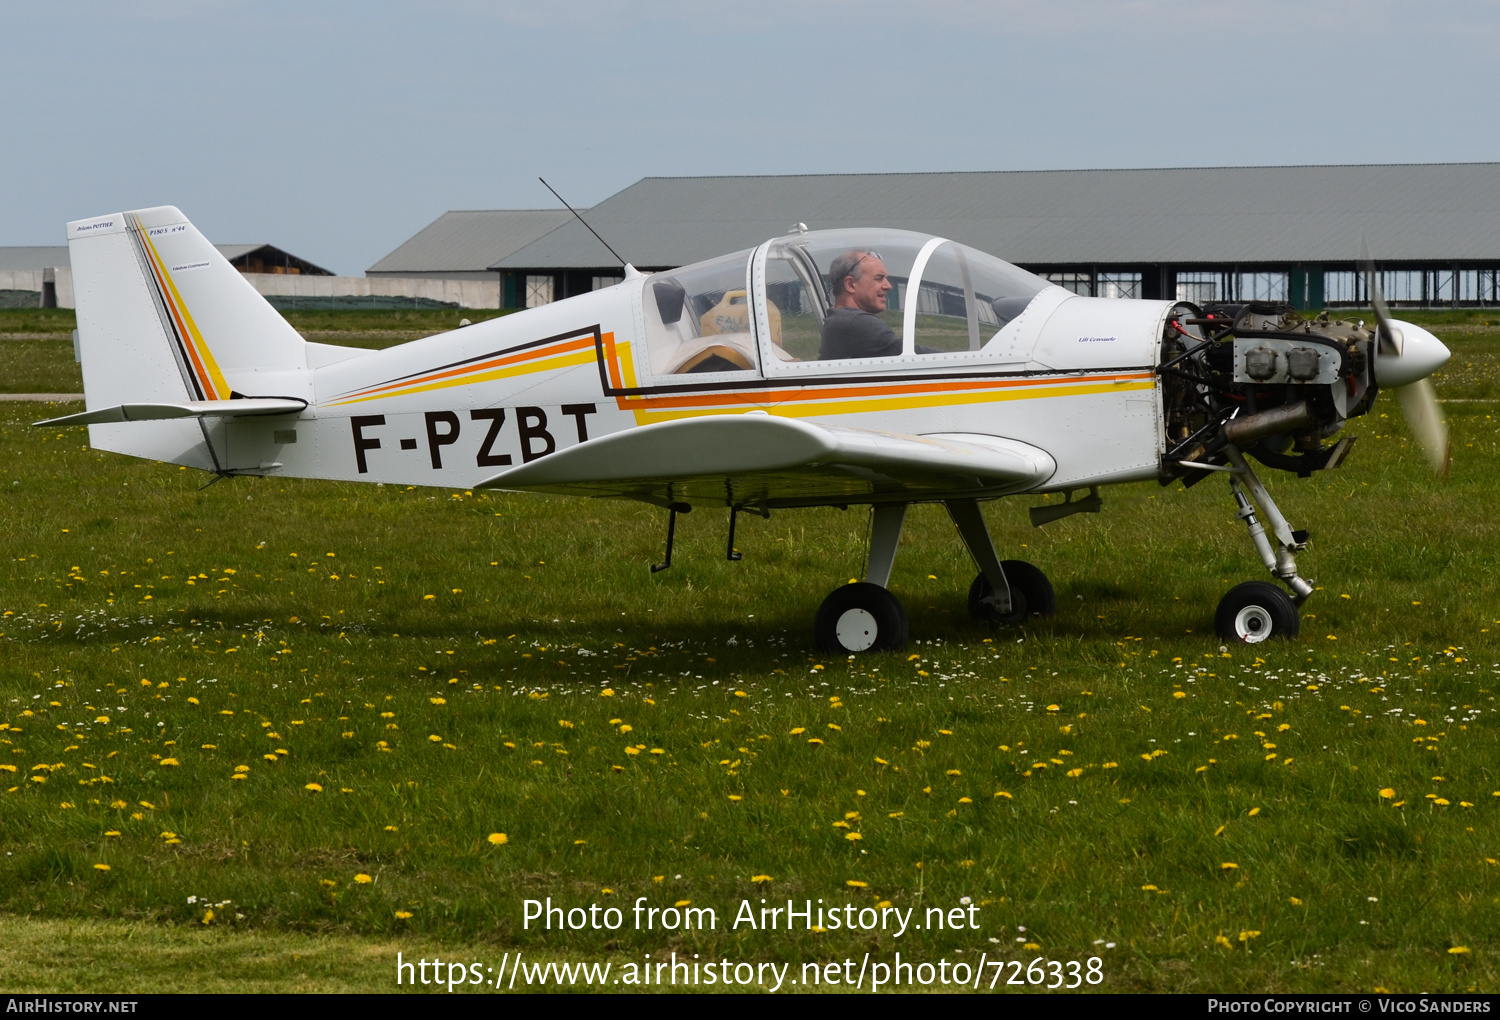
[1395,377,1451,479]
[1360,239,1402,357]
[1362,240,1450,478]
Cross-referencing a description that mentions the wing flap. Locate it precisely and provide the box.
[477,413,1054,508]
[34,397,307,427]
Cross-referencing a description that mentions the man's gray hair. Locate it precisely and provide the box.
[828,250,873,295]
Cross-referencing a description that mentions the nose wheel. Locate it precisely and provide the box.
[1215,581,1300,643]
[815,582,909,654]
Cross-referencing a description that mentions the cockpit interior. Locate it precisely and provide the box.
[641,228,1055,377]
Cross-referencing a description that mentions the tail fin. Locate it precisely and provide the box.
[67,206,312,467]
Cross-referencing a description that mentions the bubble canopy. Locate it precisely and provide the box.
[642,228,1056,378]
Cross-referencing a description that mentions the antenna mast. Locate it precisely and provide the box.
[539,177,626,267]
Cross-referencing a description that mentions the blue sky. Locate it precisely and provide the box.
[6,1,1499,273]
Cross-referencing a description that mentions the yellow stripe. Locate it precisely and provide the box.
[327,348,598,406]
[620,378,1154,425]
[140,226,229,400]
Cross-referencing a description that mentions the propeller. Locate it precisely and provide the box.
[1361,243,1452,478]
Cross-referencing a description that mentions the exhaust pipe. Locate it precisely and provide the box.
[1222,401,1313,447]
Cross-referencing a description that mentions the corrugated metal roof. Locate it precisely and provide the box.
[368,209,574,274]
[491,164,1500,269]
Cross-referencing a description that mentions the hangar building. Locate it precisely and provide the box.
[0,242,331,308]
[378,163,1500,311]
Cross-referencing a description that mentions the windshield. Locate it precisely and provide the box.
[642,249,757,376]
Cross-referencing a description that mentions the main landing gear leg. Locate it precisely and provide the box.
[947,498,1055,626]
[814,503,910,654]
[1215,446,1311,643]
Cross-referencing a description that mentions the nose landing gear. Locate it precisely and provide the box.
[1214,445,1312,643]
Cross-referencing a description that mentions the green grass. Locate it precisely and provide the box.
[0,340,83,394]
[0,322,1497,993]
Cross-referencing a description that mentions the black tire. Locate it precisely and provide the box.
[968,560,1056,625]
[814,582,909,654]
[1215,581,1300,643]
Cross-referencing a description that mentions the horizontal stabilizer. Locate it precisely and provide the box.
[34,397,307,428]
[478,412,1054,509]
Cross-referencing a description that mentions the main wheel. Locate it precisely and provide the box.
[968,560,1056,625]
[1215,581,1300,643]
[814,582,909,654]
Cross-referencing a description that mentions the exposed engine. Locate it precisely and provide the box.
[1157,300,1378,484]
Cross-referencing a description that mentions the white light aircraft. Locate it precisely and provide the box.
[41,206,1452,653]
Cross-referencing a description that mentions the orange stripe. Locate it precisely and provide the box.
[134,219,218,398]
[613,371,1154,411]
[338,335,596,402]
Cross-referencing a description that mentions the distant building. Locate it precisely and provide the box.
[216,244,333,277]
[0,242,332,308]
[366,209,575,309]
[393,163,1500,310]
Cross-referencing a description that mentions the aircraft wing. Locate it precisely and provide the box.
[476,412,1055,509]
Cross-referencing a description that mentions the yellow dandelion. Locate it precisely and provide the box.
[1449,947,1471,955]
[430,697,446,705]
[1379,788,1396,799]
[807,738,824,746]
[1290,897,1303,906]
[202,910,214,925]
[487,833,508,845]
[728,794,743,802]
[93,863,110,871]
[395,910,413,920]
[1238,931,1260,942]
[845,832,862,841]
[1248,807,1261,817]
[353,873,373,884]
[751,874,772,883]
[946,769,961,777]
[305,783,323,792]
[1221,862,1239,870]
[104,830,120,837]
[846,880,868,888]
[789,727,806,735]
[1215,934,1232,948]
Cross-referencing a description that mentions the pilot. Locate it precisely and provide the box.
[820,250,934,359]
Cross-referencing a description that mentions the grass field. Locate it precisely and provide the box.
[0,308,1497,993]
